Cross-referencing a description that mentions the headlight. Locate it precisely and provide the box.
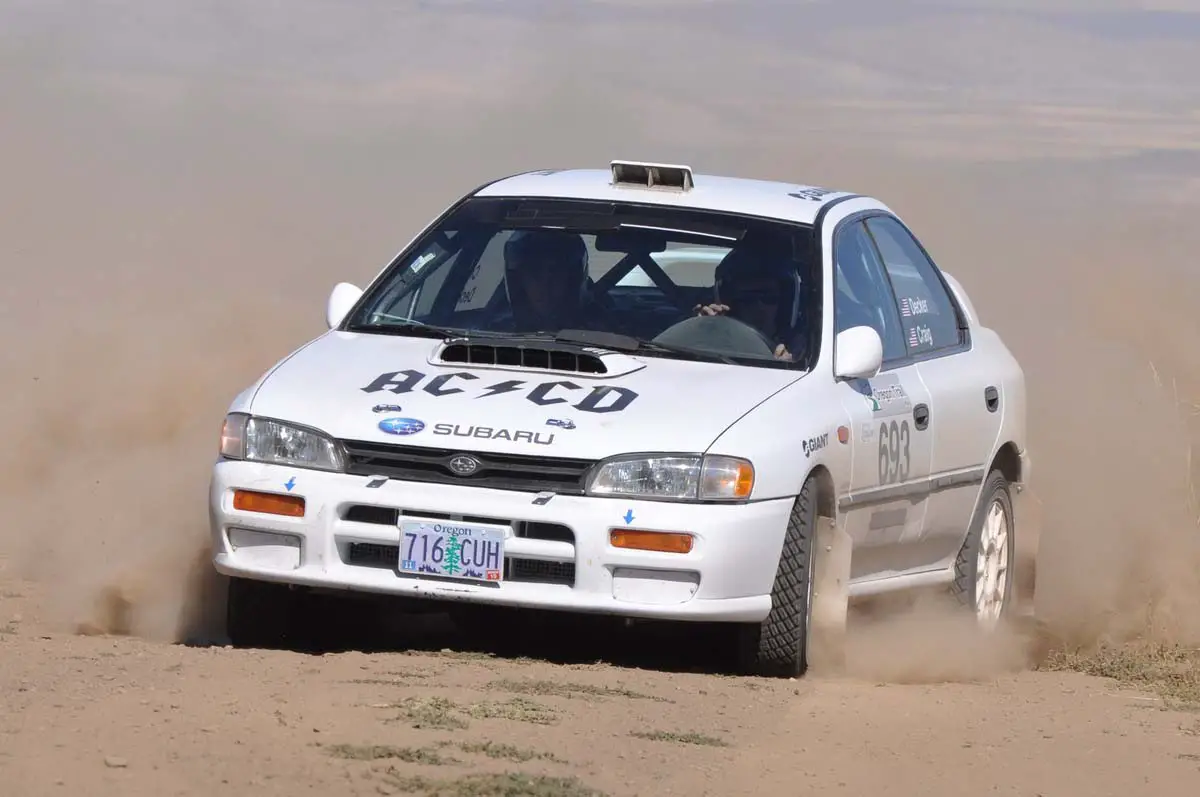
[586,454,754,501]
[220,413,345,473]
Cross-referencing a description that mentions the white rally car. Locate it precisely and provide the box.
[209,160,1029,676]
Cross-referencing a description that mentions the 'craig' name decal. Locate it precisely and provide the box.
[361,370,639,414]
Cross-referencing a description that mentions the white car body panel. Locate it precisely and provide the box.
[243,331,807,469]
[211,459,793,620]
[209,164,1030,624]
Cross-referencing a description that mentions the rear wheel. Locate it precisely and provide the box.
[951,469,1016,628]
[738,477,818,677]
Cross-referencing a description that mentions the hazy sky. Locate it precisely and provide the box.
[4,2,1199,119]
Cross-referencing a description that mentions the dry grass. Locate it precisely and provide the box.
[456,741,566,764]
[1040,642,1200,707]
[346,673,437,686]
[382,695,559,729]
[388,696,470,731]
[325,740,565,766]
[408,649,497,662]
[630,730,729,747]
[325,743,454,765]
[486,678,668,702]
[381,771,605,796]
[465,696,559,725]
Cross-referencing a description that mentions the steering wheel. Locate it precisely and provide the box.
[652,313,777,358]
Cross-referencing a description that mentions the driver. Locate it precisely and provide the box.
[694,239,806,361]
[502,229,604,333]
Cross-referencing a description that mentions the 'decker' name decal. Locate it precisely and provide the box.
[361,369,639,414]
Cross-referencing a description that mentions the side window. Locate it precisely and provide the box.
[833,221,907,362]
[864,216,962,353]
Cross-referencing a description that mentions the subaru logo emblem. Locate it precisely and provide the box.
[378,417,425,436]
[447,454,481,476]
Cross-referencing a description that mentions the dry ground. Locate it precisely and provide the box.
[3,581,1200,796]
[4,2,1200,795]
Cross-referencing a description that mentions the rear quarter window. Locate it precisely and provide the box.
[864,216,963,354]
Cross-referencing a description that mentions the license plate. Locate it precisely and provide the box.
[398,518,506,583]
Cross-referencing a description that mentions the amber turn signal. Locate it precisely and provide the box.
[610,529,694,554]
[233,489,306,517]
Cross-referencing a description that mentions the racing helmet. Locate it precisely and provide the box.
[713,237,804,335]
[502,229,590,315]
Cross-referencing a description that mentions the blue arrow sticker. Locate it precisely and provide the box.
[284,476,296,492]
[622,509,635,525]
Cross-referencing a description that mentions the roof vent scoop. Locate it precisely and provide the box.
[610,160,694,192]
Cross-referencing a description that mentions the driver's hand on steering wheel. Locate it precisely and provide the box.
[694,303,730,316]
[773,343,792,361]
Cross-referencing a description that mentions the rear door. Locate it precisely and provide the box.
[862,215,1001,568]
[830,218,936,582]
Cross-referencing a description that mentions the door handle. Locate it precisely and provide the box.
[913,403,930,430]
[985,386,999,413]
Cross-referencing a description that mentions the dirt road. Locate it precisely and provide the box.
[4,2,1200,796]
[3,577,1198,797]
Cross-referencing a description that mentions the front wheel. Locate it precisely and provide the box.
[226,576,301,649]
[737,478,818,677]
[951,469,1017,628]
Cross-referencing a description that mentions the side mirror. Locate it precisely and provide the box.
[834,325,883,380]
[326,282,363,329]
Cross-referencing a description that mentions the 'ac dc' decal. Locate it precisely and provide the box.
[361,370,639,414]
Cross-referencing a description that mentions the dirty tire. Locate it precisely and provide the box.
[951,468,1016,623]
[226,577,301,649]
[739,477,817,678]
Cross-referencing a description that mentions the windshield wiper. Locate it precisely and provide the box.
[553,328,737,365]
[343,320,468,339]
[345,320,554,343]
[631,339,738,365]
[345,323,737,364]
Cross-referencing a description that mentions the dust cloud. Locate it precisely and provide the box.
[1,1,1198,675]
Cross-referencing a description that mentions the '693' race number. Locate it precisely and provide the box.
[877,419,911,485]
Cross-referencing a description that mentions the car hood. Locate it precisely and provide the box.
[247,331,805,461]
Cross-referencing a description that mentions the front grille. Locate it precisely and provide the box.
[340,440,596,494]
[438,342,607,374]
[343,506,525,527]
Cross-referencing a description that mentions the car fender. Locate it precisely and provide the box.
[229,332,331,415]
[965,326,1030,502]
[704,378,851,504]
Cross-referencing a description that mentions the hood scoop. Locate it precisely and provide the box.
[437,341,609,374]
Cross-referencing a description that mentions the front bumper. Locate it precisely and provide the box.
[208,460,793,623]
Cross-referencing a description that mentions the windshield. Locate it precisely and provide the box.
[343,197,821,370]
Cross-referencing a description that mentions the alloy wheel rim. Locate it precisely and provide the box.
[974,499,1010,629]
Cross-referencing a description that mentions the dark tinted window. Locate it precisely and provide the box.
[344,197,820,370]
[833,221,907,362]
[864,216,963,354]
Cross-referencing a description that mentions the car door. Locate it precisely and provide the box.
[862,214,1001,568]
[830,218,936,582]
